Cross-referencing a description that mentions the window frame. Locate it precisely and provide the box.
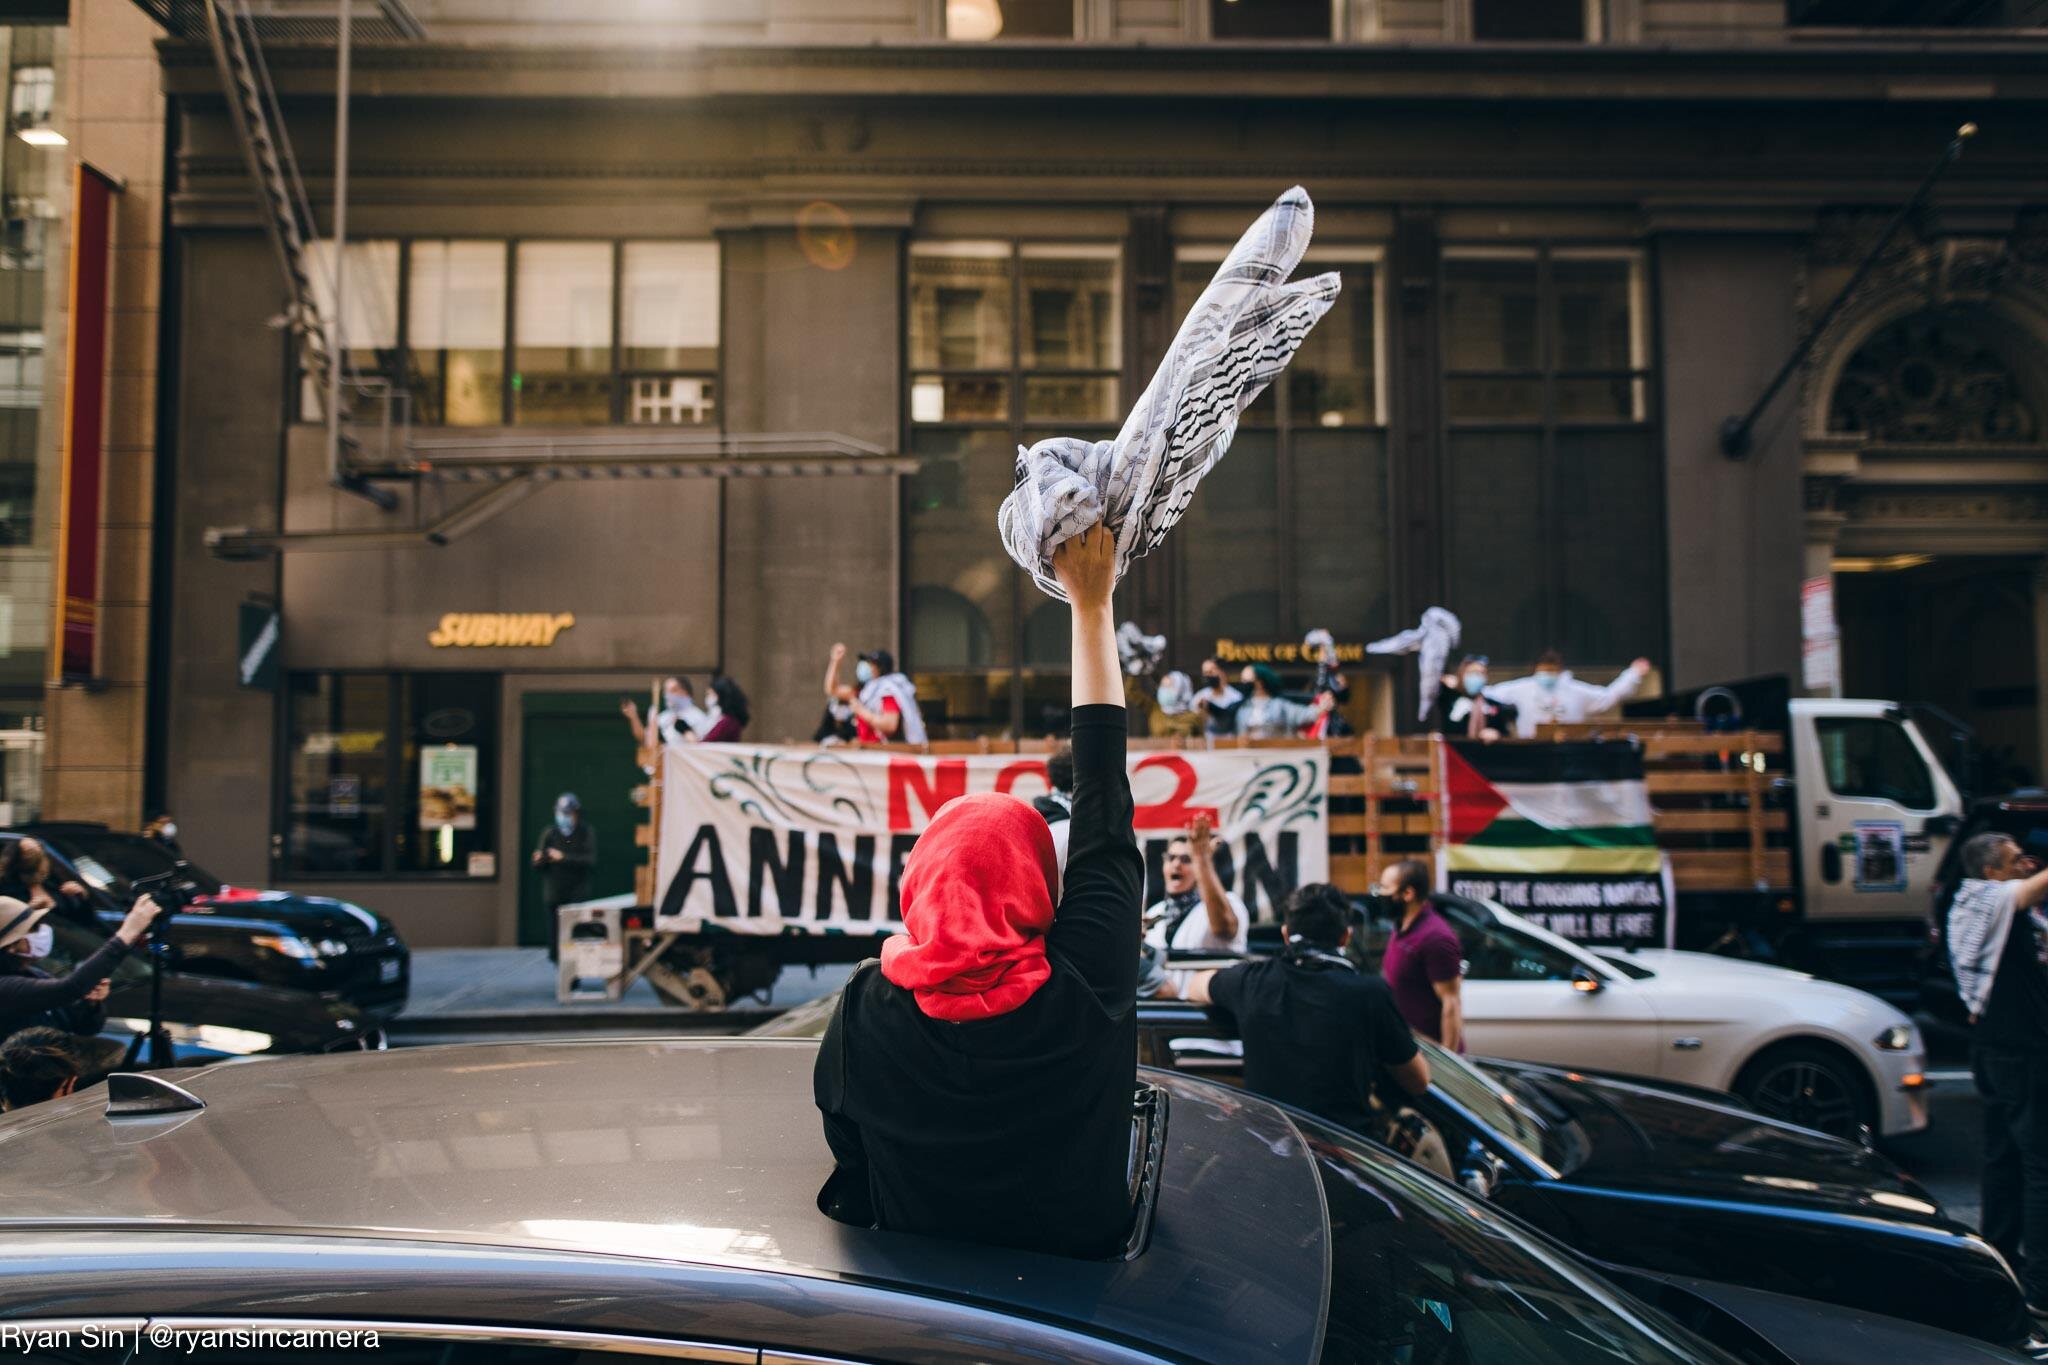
[301,237,722,431]
[274,669,502,882]
[902,234,1128,736]
[1166,241,1391,648]
[940,0,1087,40]
[1814,716,1941,813]
[1438,239,1666,670]
[1463,0,1606,42]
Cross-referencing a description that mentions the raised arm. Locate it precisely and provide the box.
[1187,815,1239,941]
[1061,527,1120,708]
[1589,659,1650,712]
[824,643,847,701]
[1045,526,1141,1014]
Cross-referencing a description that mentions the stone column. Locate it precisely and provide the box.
[2035,557,2048,783]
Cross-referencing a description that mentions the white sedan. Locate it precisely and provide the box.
[1409,895,1930,1141]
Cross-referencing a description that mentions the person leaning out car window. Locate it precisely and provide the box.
[0,894,165,1044]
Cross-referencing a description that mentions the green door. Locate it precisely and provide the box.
[519,691,648,946]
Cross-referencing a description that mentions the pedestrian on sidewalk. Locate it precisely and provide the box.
[1485,649,1651,738]
[1949,830,2048,1325]
[534,794,596,964]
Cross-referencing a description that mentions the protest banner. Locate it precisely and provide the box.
[655,744,1328,932]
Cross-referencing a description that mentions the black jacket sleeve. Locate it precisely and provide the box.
[813,961,876,1225]
[562,825,597,869]
[0,936,129,1034]
[1046,703,1142,1017]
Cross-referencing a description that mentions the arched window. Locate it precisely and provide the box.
[1828,310,2044,444]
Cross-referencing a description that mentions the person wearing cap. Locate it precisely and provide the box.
[0,892,163,1045]
[1434,654,1517,742]
[824,642,929,746]
[533,793,597,962]
[1184,882,1429,1133]
[1485,648,1652,738]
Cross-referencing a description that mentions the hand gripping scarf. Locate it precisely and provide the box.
[1368,606,1464,722]
[998,187,1342,600]
[882,793,1059,1022]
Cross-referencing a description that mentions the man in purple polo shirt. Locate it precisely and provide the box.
[1377,859,1465,1051]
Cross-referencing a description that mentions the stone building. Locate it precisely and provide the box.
[110,0,2048,945]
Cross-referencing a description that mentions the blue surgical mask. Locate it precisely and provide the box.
[855,661,875,685]
[1536,671,1560,692]
[1462,672,1486,696]
[555,813,575,836]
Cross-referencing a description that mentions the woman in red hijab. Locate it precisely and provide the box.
[814,526,1139,1259]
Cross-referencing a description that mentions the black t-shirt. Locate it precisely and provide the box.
[1977,897,2048,1053]
[814,704,1142,1259]
[1207,952,1419,1134]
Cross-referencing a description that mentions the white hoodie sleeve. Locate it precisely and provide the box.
[1571,666,1644,719]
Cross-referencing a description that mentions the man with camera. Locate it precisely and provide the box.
[1949,831,2048,1323]
[0,893,165,1045]
[1184,883,1429,1133]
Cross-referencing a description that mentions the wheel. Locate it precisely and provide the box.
[1734,1041,1876,1141]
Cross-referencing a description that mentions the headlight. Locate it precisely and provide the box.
[1875,1024,1916,1051]
[251,933,319,960]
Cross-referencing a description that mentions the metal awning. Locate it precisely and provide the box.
[204,431,918,558]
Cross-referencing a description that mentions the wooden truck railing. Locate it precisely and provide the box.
[633,720,1788,907]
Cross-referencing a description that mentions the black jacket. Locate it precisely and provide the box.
[1433,682,1519,737]
[815,703,1142,1259]
[535,822,597,903]
[0,934,127,1042]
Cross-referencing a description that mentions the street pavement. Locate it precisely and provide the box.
[402,948,1993,1236]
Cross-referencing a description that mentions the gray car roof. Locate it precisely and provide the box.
[0,1038,1327,1364]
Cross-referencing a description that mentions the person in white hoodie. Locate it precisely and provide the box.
[1486,649,1651,738]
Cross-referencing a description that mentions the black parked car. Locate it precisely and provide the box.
[753,984,2032,1351]
[35,907,378,1063]
[1136,999,2031,1351]
[6,824,409,1020]
[1919,792,2048,1029]
[0,1039,2028,1363]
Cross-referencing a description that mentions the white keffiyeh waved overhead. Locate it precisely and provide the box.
[1367,607,1464,722]
[998,187,1342,600]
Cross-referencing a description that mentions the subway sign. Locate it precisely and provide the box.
[428,613,577,648]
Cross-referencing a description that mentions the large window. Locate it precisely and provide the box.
[1815,717,1938,811]
[282,672,498,878]
[1210,0,1333,39]
[1472,0,1593,40]
[944,0,1076,39]
[1173,246,1388,647]
[305,239,719,428]
[1441,245,1660,667]
[905,239,1122,735]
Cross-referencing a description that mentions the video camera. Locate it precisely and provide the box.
[128,866,194,935]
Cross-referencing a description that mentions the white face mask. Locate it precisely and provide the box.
[22,924,52,959]
[159,822,178,840]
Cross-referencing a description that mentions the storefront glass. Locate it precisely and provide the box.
[0,24,65,822]
[283,671,498,878]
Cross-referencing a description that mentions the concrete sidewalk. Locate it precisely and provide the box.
[395,947,853,1042]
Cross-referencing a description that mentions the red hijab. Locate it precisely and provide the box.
[881,792,1058,1022]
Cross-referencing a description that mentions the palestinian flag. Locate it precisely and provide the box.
[1441,740,1660,875]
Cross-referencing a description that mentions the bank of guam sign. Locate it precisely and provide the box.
[428,613,576,648]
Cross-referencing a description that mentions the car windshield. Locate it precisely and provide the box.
[45,830,222,898]
[1298,1111,1735,1364]
[1422,1037,1590,1176]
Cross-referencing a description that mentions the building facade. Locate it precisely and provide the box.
[139,0,2048,946]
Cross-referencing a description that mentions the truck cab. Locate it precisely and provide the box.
[1790,698,1965,928]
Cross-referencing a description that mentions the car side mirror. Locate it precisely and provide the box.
[1569,966,1604,995]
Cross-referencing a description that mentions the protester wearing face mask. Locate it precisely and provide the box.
[650,675,749,746]
[0,892,163,1046]
[1484,649,1652,738]
[1235,663,1327,740]
[144,814,184,859]
[620,676,713,751]
[1192,658,1244,737]
[533,794,596,962]
[1140,669,1204,740]
[1434,655,1517,742]
[824,644,928,746]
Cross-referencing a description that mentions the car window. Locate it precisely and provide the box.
[47,830,222,896]
[1420,1039,1587,1175]
[1448,911,1581,983]
[1814,718,1937,810]
[37,911,151,988]
[1298,1115,1731,1364]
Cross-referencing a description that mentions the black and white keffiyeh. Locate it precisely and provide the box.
[998,187,1342,600]
[1368,607,1464,722]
